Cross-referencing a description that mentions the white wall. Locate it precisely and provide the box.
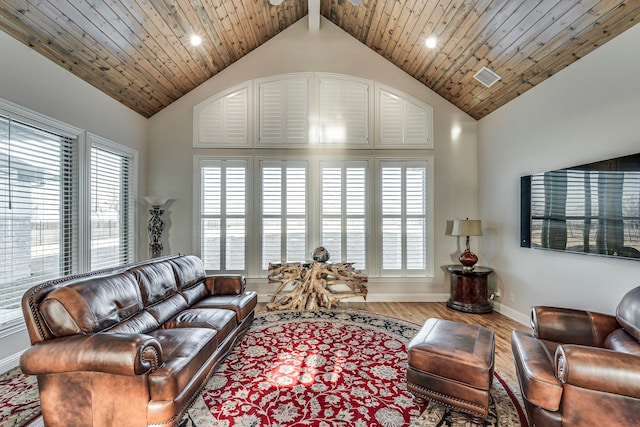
[0,31,148,372]
[148,17,479,301]
[479,23,640,324]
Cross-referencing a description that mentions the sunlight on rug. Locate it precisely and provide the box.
[178,310,529,427]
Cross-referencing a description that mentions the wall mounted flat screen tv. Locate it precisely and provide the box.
[521,153,640,260]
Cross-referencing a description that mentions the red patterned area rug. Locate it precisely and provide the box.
[179,310,529,427]
[0,310,528,427]
[0,366,40,427]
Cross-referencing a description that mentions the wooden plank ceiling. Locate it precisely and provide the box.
[0,1,638,119]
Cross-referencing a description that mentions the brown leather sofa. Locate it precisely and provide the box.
[20,254,257,427]
[511,286,640,427]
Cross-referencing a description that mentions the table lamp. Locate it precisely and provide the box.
[451,219,483,270]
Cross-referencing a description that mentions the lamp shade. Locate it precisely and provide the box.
[451,219,483,237]
[143,196,170,207]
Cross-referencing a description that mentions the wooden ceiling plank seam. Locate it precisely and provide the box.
[379,0,422,60]
[437,0,553,105]
[221,0,255,57]
[250,0,275,39]
[368,0,397,56]
[350,0,380,42]
[266,2,281,37]
[0,6,153,112]
[107,0,203,90]
[388,0,441,67]
[427,0,508,92]
[237,0,267,49]
[376,0,414,59]
[1,0,170,112]
[363,0,390,47]
[466,1,640,119]
[417,0,485,85]
[210,1,243,61]
[408,0,469,79]
[93,0,190,99]
[169,0,228,76]
[132,0,219,81]
[191,0,240,68]
[403,1,453,77]
[63,0,180,102]
[459,0,610,107]
[48,0,177,105]
[0,7,159,116]
[350,0,374,43]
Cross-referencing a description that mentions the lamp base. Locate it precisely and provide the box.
[459,249,478,270]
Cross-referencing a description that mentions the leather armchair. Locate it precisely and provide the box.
[511,286,640,427]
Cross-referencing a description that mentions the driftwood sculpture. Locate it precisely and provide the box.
[266,261,368,311]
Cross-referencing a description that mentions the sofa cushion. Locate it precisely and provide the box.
[192,292,257,323]
[147,328,218,401]
[604,329,640,356]
[131,262,177,307]
[39,272,142,337]
[164,308,237,342]
[616,286,640,341]
[169,255,206,290]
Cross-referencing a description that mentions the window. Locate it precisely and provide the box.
[89,135,136,270]
[380,160,430,276]
[199,159,247,272]
[0,112,79,331]
[260,160,307,269]
[320,161,367,269]
[0,100,138,334]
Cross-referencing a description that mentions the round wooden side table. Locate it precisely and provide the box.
[446,265,493,314]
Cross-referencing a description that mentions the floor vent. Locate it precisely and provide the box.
[473,67,501,87]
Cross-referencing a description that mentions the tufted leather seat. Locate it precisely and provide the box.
[20,254,257,427]
[511,286,640,427]
[406,318,495,423]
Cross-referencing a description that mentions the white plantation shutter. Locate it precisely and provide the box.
[380,160,428,276]
[0,114,79,329]
[90,139,135,270]
[200,160,247,272]
[318,76,369,145]
[321,161,367,269]
[260,160,307,269]
[258,76,309,145]
[378,88,432,148]
[194,85,250,147]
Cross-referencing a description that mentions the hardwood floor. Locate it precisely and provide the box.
[256,302,531,387]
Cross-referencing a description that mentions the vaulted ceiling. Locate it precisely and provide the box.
[0,1,638,119]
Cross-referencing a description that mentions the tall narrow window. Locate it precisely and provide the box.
[321,161,367,269]
[90,137,135,270]
[380,160,429,276]
[0,115,79,329]
[200,160,247,272]
[260,160,307,269]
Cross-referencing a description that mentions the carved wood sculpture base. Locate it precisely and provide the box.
[267,262,368,311]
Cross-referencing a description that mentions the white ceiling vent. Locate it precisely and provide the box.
[473,67,501,87]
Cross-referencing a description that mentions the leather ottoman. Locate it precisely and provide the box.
[406,318,495,423]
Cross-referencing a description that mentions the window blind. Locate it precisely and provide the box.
[0,115,78,329]
[259,77,308,145]
[318,77,369,145]
[260,161,307,269]
[380,161,427,276]
[320,161,367,269]
[90,144,134,270]
[200,160,247,272]
[196,86,249,147]
[379,89,432,147]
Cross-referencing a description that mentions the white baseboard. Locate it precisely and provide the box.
[0,351,22,374]
[492,302,530,327]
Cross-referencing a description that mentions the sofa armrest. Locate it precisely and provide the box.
[204,274,246,295]
[532,306,619,346]
[555,344,640,398]
[20,333,163,376]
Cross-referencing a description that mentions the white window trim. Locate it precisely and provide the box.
[85,133,139,271]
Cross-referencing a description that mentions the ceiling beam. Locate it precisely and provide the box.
[308,0,320,32]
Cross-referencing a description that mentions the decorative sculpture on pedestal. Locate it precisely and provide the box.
[144,196,170,258]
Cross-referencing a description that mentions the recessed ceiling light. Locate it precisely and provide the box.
[190,35,202,47]
[425,36,437,49]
